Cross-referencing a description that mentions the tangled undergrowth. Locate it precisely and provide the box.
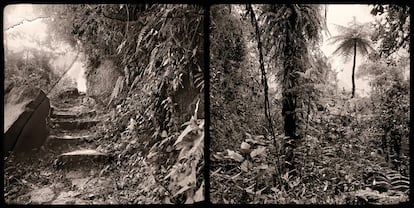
[211,132,409,204]
[4,87,204,204]
[93,97,204,204]
[210,95,409,204]
[47,5,207,203]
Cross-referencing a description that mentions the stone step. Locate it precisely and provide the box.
[51,99,82,109]
[51,134,96,140]
[57,87,79,99]
[49,128,93,136]
[51,110,96,119]
[56,149,109,168]
[60,149,106,156]
[51,105,89,113]
[45,134,97,151]
[51,119,99,130]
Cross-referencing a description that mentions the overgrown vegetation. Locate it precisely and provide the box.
[4,39,74,95]
[210,5,266,152]
[6,4,204,204]
[45,4,205,203]
[3,3,409,205]
[210,4,409,204]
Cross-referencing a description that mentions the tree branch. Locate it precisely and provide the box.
[4,16,50,31]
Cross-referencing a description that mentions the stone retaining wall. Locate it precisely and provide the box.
[4,85,50,154]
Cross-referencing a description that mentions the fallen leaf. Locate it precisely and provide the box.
[240,142,251,153]
[231,172,242,180]
[241,142,251,150]
[212,153,225,160]
[255,187,267,195]
[163,196,173,204]
[174,124,194,146]
[250,146,267,158]
[256,164,269,170]
[161,130,168,138]
[245,138,266,145]
[241,160,252,172]
[323,182,328,191]
[225,150,244,162]
[245,184,255,194]
[193,181,204,202]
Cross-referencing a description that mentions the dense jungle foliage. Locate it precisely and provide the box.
[36,4,205,203]
[2,3,410,205]
[210,4,410,204]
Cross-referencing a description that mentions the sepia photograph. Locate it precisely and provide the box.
[210,4,409,204]
[3,3,410,206]
[4,4,204,204]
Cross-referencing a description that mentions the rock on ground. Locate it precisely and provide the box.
[30,187,55,204]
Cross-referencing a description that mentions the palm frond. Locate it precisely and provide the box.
[328,34,352,44]
[328,17,373,59]
[331,39,354,56]
[356,39,375,55]
[331,23,353,34]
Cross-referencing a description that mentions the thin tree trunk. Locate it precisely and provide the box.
[247,4,281,185]
[351,42,356,98]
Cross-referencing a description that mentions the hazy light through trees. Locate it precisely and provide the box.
[4,4,87,92]
[321,4,376,97]
[4,4,402,97]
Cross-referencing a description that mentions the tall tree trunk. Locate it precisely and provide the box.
[351,42,356,98]
[282,13,298,175]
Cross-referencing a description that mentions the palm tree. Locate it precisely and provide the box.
[259,4,325,173]
[329,17,373,98]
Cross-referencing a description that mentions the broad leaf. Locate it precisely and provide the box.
[225,150,244,162]
[250,146,267,158]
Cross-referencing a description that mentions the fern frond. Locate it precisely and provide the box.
[135,24,151,53]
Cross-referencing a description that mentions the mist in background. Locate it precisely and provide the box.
[4,4,87,92]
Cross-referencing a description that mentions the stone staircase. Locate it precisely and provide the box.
[45,95,108,167]
[25,91,113,204]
